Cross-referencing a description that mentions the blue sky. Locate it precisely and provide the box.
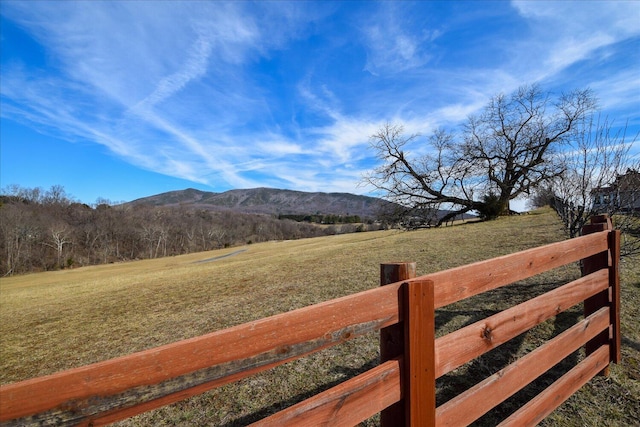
[1,1,639,206]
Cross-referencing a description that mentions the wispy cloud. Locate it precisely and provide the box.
[510,1,640,82]
[359,3,440,76]
[1,1,638,200]
[131,34,213,114]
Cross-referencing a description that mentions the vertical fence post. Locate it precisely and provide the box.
[609,226,621,364]
[380,262,416,427]
[581,214,620,375]
[404,279,436,426]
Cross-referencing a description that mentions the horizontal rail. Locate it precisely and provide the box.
[497,344,611,427]
[435,268,609,377]
[420,230,609,308]
[0,229,615,426]
[252,358,402,426]
[436,307,610,426]
[0,285,402,425]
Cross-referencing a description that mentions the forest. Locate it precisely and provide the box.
[0,185,380,276]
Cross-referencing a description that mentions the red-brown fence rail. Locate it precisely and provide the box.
[0,215,621,426]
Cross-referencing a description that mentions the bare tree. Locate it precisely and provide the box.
[43,185,72,206]
[545,115,639,256]
[0,204,39,275]
[365,85,597,225]
[208,226,228,249]
[43,225,72,269]
[0,185,359,275]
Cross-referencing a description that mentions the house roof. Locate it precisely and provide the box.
[591,169,640,194]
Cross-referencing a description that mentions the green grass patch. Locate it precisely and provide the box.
[1,208,638,425]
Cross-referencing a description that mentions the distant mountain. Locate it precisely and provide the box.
[126,188,390,218]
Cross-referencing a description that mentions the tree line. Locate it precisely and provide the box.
[0,185,380,276]
[277,213,364,224]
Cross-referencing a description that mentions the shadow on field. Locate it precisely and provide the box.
[623,337,640,353]
[434,276,585,425]
[220,359,380,426]
[434,307,583,426]
[224,279,592,426]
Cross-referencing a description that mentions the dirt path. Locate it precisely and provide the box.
[193,249,248,264]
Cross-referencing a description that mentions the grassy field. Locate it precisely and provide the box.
[1,208,638,426]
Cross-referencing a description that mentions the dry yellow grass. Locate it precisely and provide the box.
[1,208,638,425]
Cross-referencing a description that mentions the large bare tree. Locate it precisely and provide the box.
[365,85,597,225]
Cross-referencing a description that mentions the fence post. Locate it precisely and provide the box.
[380,262,416,427]
[580,214,620,375]
[609,225,621,364]
[404,279,436,426]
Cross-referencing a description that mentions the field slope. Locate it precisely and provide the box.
[1,208,638,426]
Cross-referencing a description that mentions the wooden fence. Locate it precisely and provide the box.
[0,215,621,426]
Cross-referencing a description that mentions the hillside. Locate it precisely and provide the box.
[1,209,637,425]
[126,187,389,218]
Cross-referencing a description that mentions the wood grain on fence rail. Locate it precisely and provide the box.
[434,268,609,377]
[436,307,610,426]
[497,344,611,427]
[422,230,609,309]
[0,227,618,427]
[0,283,403,425]
[251,358,402,426]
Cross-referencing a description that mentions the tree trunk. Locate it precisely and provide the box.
[499,199,511,216]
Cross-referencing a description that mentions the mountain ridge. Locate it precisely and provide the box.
[126,187,389,218]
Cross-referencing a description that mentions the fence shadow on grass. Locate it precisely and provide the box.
[220,358,381,426]
[221,277,587,426]
[434,277,584,426]
[622,337,640,353]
